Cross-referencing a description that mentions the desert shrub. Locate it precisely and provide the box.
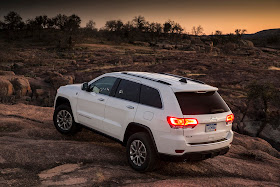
[241,82,280,131]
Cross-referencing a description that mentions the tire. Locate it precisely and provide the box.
[53,104,80,135]
[126,132,159,172]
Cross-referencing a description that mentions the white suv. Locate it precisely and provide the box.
[53,72,234,172]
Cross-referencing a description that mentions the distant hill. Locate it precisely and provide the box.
[243,28,280,49]
[244,28,280,37]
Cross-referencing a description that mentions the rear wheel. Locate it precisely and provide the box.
[126,132,158,172]
[53,104,80,135]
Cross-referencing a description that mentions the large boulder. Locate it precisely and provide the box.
[259,124,280,151]
[34,89,45,98]
[190,37,204,45]
[162,44,175,50]
[11,77,32,97]
[239,40,254,48]
[46,71,74,89]
[0,78,13,96]
[0,71,15,76]
[242,121,262,137]
[222,42,238,54]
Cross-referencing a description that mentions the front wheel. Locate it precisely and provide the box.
[126,132,158,172]
[53,104,80,135]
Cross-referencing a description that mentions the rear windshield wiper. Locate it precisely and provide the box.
[211,109,225,113]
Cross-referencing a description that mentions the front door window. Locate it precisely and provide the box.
[89,76,117,95]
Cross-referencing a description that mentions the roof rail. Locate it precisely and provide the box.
[122,72,171,85]
[159,72,205,84]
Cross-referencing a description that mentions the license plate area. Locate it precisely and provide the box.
[205,123,217,132]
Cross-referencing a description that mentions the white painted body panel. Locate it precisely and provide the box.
[77,91,108,131]
[103,97,139,140]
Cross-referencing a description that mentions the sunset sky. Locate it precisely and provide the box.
[0,0,279,34]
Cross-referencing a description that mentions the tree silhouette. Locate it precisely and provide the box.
[34,15,48,29]
[215,30,222,35]
[105,20,123,32]
[52,14,68,30]
[173,23,183,34]
[123,21,134,32]
[132,15,146,31]
[192,25,204,35]
[26,19,39,30]
[86,20,96,30]
[46,18,55,28]
[235,29,247,38]
[0,21,4,30]
[148,22,162,33]
[147,22,162,42]
[4,11,24,30]
[163,21,172,33]
[51,14,81,31]
[65,14,81,31]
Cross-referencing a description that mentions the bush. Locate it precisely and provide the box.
[242,82,280,130]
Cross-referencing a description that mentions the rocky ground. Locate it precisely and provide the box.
[0,41,279,110]
[0,38,280,186]
[0,103,279,186]
[1,39,280,150]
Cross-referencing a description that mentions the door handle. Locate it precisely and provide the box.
[126,105,134,109]
[98,98,105,101]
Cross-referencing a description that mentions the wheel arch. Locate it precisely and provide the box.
[123,122,158,153]
[54,96,78,123]
[55,96,71,108]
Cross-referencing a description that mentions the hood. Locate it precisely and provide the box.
[61,84,82,91]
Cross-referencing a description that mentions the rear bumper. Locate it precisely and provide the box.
[154,129,233,155]
[159,146,230,162]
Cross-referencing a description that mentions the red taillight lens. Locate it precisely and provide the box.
[167,116,198,128]
[226,114,234,123]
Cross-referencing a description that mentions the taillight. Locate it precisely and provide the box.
[226,114,234,123]
[167,116,198,128]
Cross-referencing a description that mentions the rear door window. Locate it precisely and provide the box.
[175,91,230,115]
[115,79,141,103]
[140,85,162,108]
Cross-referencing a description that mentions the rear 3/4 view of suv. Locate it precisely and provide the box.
[53,72,234,172]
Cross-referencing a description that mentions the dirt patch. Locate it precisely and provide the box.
[41,177,87,186]
[39,164,80,179]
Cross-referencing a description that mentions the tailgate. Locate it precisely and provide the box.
[183,112,232,144]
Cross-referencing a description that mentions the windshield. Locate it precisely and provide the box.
[175,91,230,115]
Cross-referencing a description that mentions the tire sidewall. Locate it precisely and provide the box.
[126,133,155,172]
[53,104,76,135]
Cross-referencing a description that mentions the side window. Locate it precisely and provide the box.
[115,79,140,103]
[89,76,117,96]
[140,85,162,108]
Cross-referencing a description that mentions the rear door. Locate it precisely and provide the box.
[103,79,140,140]
[175,91,232,144]
[77,76,117,131]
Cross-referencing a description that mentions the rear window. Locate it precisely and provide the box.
[140,85,162,108]
[175,91,230,115]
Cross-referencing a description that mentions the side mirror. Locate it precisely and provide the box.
[81,82,89,91]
